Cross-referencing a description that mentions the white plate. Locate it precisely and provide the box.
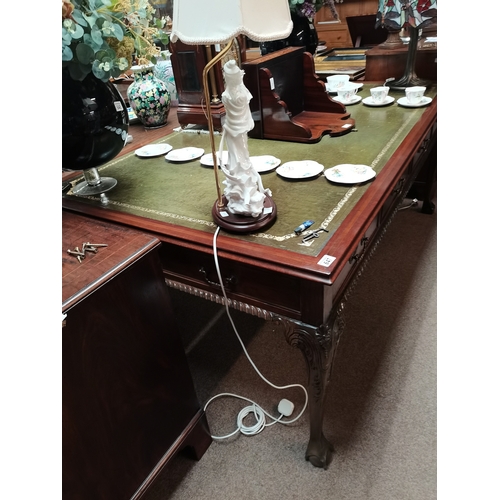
[250,155,281,173]
[324,164,376,184]
[135,143,173,158]
[276,160,324,179]
[165,147,205,162]
[200,151,228,167]
[397,96,433,108]
[326,82,363,93]
[362,96,395,107]
[332,94,362,105]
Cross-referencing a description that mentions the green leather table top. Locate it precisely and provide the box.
[64,84,436,257]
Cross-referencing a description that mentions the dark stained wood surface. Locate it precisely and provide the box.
[62,211,211,499]
[62,212,160,311]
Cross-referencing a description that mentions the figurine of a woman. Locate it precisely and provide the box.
[218,60,271,218]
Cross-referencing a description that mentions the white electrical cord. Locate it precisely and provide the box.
[204,226,308,440]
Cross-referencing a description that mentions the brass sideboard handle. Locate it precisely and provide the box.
[199,267,236,290]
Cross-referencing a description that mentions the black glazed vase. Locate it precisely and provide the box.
[260,12,319,56]
[62,68,129,171]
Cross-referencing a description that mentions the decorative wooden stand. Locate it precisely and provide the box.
[242,47,355,143]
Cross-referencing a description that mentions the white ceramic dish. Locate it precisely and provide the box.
[165,147,205,162]
[135,143,173,158]
[250,155,281,173]
[200,151,228,167]
[332,94,362,105]
[276,160,324,179]
[397,96,433,108]
[324,164,376,184]
[326,82,363,93]
[362,96,395,107]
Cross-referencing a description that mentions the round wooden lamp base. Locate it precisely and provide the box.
[212,195,277,233]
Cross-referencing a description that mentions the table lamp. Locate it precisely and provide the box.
[375,0,437,89]
[170,0,292,233]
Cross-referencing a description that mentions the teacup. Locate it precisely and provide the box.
[405,86,426,104]
[326,74,350,92]
[337,83,359,102]
[370,86,390,104]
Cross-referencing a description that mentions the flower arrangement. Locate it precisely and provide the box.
[62,0,169,82]
[288,0,342,19]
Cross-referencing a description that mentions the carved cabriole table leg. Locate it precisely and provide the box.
[277,309,345,469]
[163,194,407,468]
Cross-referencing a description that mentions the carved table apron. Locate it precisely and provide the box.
[62,85,437,468]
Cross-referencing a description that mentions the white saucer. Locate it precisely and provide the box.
[397,96,433,108]
[326,82,363,93]
[362,96,395,107]
[276,160,324,179]
[250,155,281,173]
[324,164,376,184]
[332,94,362,105]
[165,147,205,162]
[200,151,228,167]
[135,143,173,158]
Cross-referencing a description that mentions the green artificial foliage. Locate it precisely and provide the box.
[62,0,170,81]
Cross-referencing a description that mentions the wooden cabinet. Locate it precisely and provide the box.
[168,40,227,130]
[62,212,211,500]
[364,43,437,82]
[314,0,379,48]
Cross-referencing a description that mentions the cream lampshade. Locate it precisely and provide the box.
[170,0,293,45]
[170,0,293,233]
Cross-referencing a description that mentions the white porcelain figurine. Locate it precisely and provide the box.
[218,60,271,217]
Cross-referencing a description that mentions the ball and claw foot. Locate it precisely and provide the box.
[305,433,334,469]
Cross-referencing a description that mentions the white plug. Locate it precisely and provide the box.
[278,399,294,417]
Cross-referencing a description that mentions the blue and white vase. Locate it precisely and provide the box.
[154,51,178,106]
[127,64,171,129]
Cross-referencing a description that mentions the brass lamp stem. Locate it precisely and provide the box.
[202,39,234,208]
[205,46,221,103]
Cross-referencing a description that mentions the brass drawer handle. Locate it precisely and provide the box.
[199,267,236,290]
[393,177,406,196]
[418,137,430,153]
[349,237,369,264]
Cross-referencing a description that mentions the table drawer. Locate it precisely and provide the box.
[159,243,303,318]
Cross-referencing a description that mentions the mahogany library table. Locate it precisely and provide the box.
[62,84,437,469]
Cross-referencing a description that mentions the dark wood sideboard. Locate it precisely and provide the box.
[62,212,211,499]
